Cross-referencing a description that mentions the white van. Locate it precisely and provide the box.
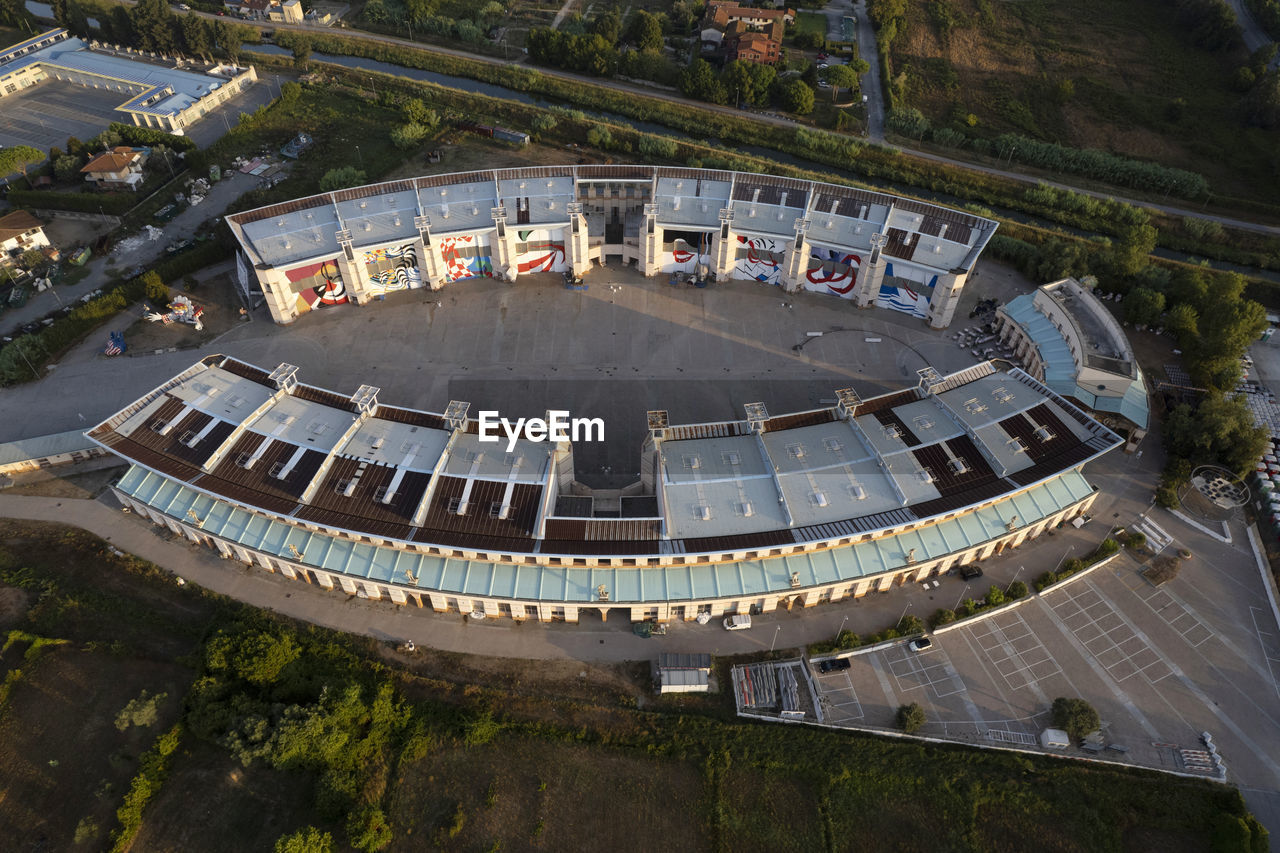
[723,614,752,631]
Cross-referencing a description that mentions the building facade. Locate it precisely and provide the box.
[225,166,999,329]
[89,357,1117,623]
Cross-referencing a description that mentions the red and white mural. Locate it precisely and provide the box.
[804,246,861,298]
[732,235,785,285]
[515,229,567,274]
[439,233,494,282]
[661,231,713,274]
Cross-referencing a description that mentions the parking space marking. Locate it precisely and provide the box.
[812,669,865,722]
[1251,607,1280,700]
[883,645,967,698]
[1118,571,1215,648]
[1046,583,1172,684]
[966,611,1062,692]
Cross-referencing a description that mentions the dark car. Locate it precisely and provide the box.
[960,564,984,580]
[817,658,851,673]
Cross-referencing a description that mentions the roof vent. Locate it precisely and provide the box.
[739,501,754,518]
[812,491,828,507]
[919,468,935,484]
[884,425,901,441]
[696,504,712,521]
[850,484,867,500]
[723,451,741,466]
[1034,426,1056,443]
[823,438,843,453]
[683,455,701,469]
[948,457,970,475]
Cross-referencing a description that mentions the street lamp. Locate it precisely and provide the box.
[834,614,848,644]
[355,145,363,169]
[898,600,913,628]
[954,583,970,612]
[770,624,781,653]
[1006,565,1025,593]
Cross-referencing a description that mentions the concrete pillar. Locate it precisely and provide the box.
[927,269,968,329]
[641,204,660,277]
[336,237,373,305]
[256,264,297,324]
[713,209,735,281]
[491,207,516,281]
[854,232,887,308]
[413,215,446,290]
[566,202,591,277]
[782,222,810,294]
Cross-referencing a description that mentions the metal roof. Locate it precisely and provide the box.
[116,463,1096,603]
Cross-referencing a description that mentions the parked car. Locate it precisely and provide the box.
[817,657,851,673]
[909,637,933,653]
[960,564,984,580]
[723,614,752,631]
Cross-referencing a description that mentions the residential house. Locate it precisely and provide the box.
[701,3,790,65]
[0,210,50,260]
[81,146,149,191]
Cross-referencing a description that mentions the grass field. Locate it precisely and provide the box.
[0,518,1268,852]
[794,11,829,40]
[887,0,1278,202]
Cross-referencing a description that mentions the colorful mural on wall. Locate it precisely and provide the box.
[804,246,860,298]
[876,284,929,318]
[515,229,567,274]
[285,259,347,313]
[363,243,422,293]
[661,232,713,274]
[732,235,785,285]
[439,234,494,282]
[883,262,939,290]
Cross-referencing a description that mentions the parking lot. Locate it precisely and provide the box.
[808,508,1280,813]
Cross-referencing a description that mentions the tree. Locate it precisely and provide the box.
[1165,303,1199,341]
[1163,394,1269,476]
[0,145,45,178]
[181,15,213,59]
[130,0,178,54]
[591,9,621,44]
[680,58,728,104]
[1007,580,1028,599]
[1242,70,1280,129]
[778,79,815,115]
[1124,287,1165,327]
[346,806,393,852]
[1051,697,1100,741]
[627,10,664,52]
[822,63,861,100]
[985,584,1005,607]
[402,98,436,127]
[275,827,334,853]
[1109,217,1158,277]
[887,107,930,138]
[390,122,430,149]
[54,154,83,182]
[319,167,367,192]
[897,702,926,733]
[292,40,312,68]
[586,124,613,150]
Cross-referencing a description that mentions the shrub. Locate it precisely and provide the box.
[347,806,393,852]
[275,827,334,853]
[835,629,860,650]
[586,125,614,149]
[1125,531,1147,550]
[985,585,1005,607]
[1061,558,1085,575]
[1034,571,1057,592]
[897,614,925,635]
[897,702,926,733]
[115,690,168,731]
[1007,580,1028,599]
[319,166,367,191]
[1096,538,1119,558]
[638,135,679,159]
[928,608,956,629]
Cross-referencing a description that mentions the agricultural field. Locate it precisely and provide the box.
[0,520,1266,852]
[882,0,1279,203]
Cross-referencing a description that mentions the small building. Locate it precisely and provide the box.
[0,210,50,258]
[267,0,303,23]
[996,277,1150,439]
[658,652,713,694]
[1040,728,1070,749]
[81,146,149,191]
[727,31,781,64]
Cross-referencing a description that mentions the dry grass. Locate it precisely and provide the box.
[891,0,1278,201]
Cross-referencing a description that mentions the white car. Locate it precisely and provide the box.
[723,614,752,631]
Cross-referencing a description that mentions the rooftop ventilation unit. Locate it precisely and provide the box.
[812,491,828,507]
[919,469,935,484]
[963,398,988,414]
[948,457,970,475]
[823,438,843,452]
[913,416,935,431]
[696,504,712,521]
[788,444,806,459]
[992,386,1014,404]
[683,455,701,469]
[740,501,754,518]
[884,425,902,441]
[1034,426,1056,443]
[849,483,867,500]
[723,451,741,466]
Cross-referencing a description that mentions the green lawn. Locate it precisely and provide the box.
[793,10,828,40]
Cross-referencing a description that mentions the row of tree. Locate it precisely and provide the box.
[52,0,255,62]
